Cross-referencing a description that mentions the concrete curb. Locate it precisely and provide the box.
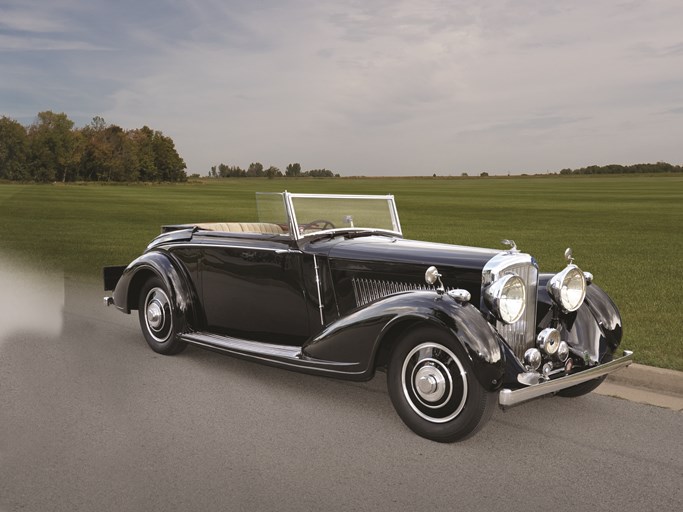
[607,363,683,396]
[596,363,683,411]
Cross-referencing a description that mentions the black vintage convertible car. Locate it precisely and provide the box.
[104,192,632,441]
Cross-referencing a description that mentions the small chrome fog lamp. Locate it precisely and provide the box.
[537,328,560,355]
[557,341,570,362]
[524,348,542,371]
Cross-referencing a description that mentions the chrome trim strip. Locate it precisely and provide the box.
[183,332,302,359]
[161,243,301,253]
[313,254,325,325]
[498,350,634,407]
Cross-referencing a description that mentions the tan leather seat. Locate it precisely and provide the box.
[194,222,285,234]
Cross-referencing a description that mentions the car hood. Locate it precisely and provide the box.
[327,236,500,273]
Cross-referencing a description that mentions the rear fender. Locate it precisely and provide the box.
[302,291,506,389]
[112,251,200,333]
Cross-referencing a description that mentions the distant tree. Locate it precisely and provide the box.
[0,112,188,182]
[79,117,109,181]
[265,165,282,179]
[90,115,107,131]
[0,116,30,180]
[216,164,245,177]
[152,132,186,181]
[79,120,145,181]
[305,168,335,177]
[28,111,79,182]
[247,162,264,177]
[109,125,139,181]
[480,172,489,177]
[566,162,682,175]
[461,172,468,177]
[130,126,158,181]
[285,162,301,177]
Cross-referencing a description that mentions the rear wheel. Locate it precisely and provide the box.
[387,326,495,442]
[138,276,187,355]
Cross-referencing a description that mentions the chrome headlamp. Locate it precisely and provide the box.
[484,273,526,324]
[547,264,586,312]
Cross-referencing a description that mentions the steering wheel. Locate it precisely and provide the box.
[303,219,336,231]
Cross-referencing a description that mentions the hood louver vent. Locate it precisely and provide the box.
[351,278,449,308]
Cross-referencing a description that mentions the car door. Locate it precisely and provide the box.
[200,239,311,345]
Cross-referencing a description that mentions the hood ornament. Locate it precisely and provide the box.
[501,239,518,253]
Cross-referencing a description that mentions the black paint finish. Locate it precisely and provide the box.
[105,226,622,388]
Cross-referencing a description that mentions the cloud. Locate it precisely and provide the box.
[1,1,683,174]
[0,0,71,33]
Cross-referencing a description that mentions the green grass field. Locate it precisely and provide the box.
[1,175,681,371]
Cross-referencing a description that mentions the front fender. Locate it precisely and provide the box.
[302,291,506,389]
[538,274,622,364]
[112,251,200,333]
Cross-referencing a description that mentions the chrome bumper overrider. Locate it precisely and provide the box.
[499,350,634,407]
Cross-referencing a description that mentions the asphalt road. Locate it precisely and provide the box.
[1,277,682,512]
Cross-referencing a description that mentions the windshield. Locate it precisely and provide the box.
[256,192,402,240]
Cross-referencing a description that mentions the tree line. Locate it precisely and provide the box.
[559,162,682,175]
[0,112,187,182]
[209,162,339,179]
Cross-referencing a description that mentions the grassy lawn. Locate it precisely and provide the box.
[1,175,681,371]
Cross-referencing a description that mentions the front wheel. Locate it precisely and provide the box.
[138,276,187,355]
[556,353,613,397]
[387,326,495,442]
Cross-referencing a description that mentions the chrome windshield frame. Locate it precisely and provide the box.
[282,192,403,241]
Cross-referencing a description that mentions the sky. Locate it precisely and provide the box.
[1,0,682,176]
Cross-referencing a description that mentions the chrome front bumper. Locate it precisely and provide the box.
[499,350,634,407]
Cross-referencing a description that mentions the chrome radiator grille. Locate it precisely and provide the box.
[481,252,539,362]
[351,278,447,308]
[492,261,538,361]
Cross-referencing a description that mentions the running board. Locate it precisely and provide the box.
[180,332,363,378]
[183,332,302,359]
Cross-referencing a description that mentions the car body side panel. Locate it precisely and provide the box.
[325,237,495,313]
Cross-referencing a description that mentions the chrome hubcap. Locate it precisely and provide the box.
[147,301,163,329]
[144,287,172,343]
[401,342,468,423]
[414,365,446,402]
